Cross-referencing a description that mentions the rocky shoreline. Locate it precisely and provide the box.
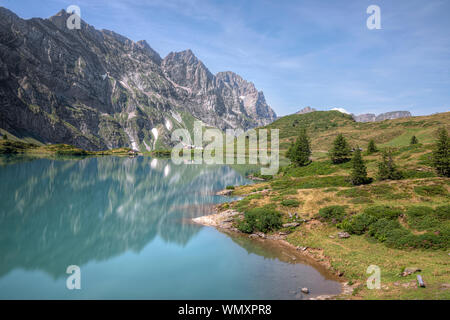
[192,195,357,300]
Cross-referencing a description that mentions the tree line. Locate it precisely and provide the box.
[286,127,450,184]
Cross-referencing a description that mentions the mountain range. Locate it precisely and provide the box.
[296,107,411,123]
[0,8,276,151]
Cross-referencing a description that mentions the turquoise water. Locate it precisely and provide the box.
[0,156,341,299]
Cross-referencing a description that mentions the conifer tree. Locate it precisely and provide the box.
[367,139,378,154]
[378,149,403,180]
[329,134,351,164]
[410,135,419,145]
[350,147,369,185]
[285,140,294,159]
[289,129,311,166]
[432,128,450,177]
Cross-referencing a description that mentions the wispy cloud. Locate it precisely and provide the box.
[2,0,450,116]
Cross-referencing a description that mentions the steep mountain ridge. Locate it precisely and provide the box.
[0,8,276,151]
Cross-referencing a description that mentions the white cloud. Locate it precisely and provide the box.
[331,107,350,114]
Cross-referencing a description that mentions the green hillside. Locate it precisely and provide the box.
[264,111,450,160]
[220,110,450,300]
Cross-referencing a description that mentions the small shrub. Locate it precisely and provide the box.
[234,198,250,212]
[402,170,436,179]
[368,218,404,242]
[237,207,282,233]
[337,188,370,198]
[318,205,347,223]
[369,184,395,195]
[226,185,235,190]
[435,205,450,220]
[363,205,403,220]
[414,185,448,197]
[280,199,301,207]
[246,193,263,200]
[350,197,374,204]
[405,206,440,231]
[340,213,378,235]
[283,161,337,177]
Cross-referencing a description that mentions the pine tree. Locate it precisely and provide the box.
[329,134,351,164]
[367,139,378,154]
[410,135,418,145]
[432,128,450,177]
[378,149,403,180]
[2,134,7,140]
[289,129,311,166]
[285,140,294,159]
[350,147,369,185]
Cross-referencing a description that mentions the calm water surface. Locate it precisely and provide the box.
[0,156,341,299]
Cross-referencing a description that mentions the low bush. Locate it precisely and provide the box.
[350,197,374,204]
[369,184,395,196]
[406,206,450,231]
[282,161,338,177]
[337,188,370,198]
[318,205,347,223]
[280,199,301,207]
[363,205,403,220]
[245,193,263,201]
[402,170,436,179]
[368,218,404,242]
[270,175,351,190]
[237,207,282,233]
[414,185,448,197]
[340,205,449,250]
[340,213,378,235]
[435,205,450,219]
[234,198,250,212]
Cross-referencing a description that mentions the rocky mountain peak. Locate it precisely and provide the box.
[0,8,277,151]
[135,40,162,64]
[296,107,317,114]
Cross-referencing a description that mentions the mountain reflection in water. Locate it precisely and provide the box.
[0,157,249,278]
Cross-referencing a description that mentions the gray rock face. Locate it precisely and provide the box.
[162,52,276,129]
[375,111,412,121]
[296,107,316,114]
[353,113,376,122]
[0,8,276,151]
[353,111,411,122]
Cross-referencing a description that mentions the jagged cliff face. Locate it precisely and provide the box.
[162,52,276,129]
[0,8,276,151]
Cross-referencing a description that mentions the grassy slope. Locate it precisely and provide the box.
[227,111,450,300]
[265,110,450,159]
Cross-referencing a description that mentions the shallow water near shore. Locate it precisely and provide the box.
[0,156,341,299]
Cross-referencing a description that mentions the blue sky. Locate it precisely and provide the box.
[2,0,449,116]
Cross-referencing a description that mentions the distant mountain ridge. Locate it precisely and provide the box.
[353,111,412,122]
[294,107,412,123]
[0,8,276,151]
